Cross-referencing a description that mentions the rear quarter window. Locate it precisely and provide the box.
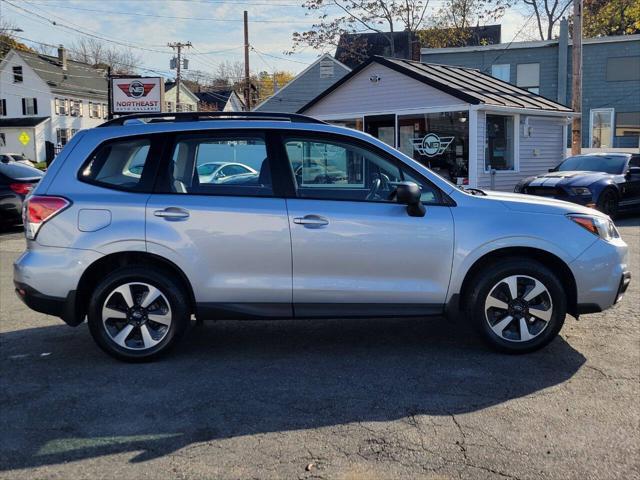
[80,138,152,191]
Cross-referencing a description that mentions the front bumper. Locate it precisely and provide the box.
[570,236,630,314]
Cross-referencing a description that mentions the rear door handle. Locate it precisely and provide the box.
[293,215,329,227]
[153,207,190,220]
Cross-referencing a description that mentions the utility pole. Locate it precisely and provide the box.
[571,0,582,155]
[243,11,251,111]
[168,41,192,112]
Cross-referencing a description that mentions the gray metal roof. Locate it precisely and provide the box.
[300,56,572,113]
[16,50,108,99]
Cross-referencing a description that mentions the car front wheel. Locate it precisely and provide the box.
[466,259,566,353]
[88,266,190,362]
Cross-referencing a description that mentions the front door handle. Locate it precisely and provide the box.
[293,215,329,228]
[154,207,190,220]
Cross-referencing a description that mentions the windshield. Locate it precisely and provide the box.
[557,155,627,174]
[0,162,43,180]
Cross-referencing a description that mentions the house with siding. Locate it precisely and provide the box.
[420,23,640,150]
[163,81,199,112]
[0,47,108,163]
[254,53,350,113]
[298,56,574,191]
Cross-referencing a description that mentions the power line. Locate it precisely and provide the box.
[2,0,172,53]
[250,46,311,66]
[22,2,317,24]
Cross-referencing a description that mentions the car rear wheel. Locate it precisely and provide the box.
[597,189,619,218]
[466,258,566,353]
[88,266,190,362]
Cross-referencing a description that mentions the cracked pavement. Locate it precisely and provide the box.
[0,215,638,479]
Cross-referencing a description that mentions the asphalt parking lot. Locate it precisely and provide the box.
[0,217,638,480]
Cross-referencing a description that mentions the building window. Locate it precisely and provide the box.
[56,128,69,146]
[398,111,470,183]
[485,114,516,171]
[55,98,68,115]
[70,100,83,117]
[12,66,23,83]
[102,104,108,119]
[89,102,100,118]
[320,59,335,78]
[166,101,174,112]
[590,108,614,148]
[491,64,510,82]
[22,98,38,115]
[516,63,540,94]
[606,57,640,82]
[0,99,6,116]
[615,112,640,137]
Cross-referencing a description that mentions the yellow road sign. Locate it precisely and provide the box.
[18,131,30,146]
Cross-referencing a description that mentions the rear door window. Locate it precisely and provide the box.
[157,133,273,197]
[80,138,152,190]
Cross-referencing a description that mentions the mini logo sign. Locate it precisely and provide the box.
[412,133,454,157]
[117,80,156,98]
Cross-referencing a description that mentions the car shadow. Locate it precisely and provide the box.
[0,316,585,471]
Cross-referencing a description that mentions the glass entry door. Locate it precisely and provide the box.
[364,114,395,147]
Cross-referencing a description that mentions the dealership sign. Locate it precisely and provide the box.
[412,133,454,157]
[111,77,164,114]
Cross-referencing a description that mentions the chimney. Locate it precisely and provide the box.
[57,45,67,71]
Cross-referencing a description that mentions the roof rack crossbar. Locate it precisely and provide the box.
[99,111,327,127]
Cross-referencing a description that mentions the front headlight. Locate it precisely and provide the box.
[567,214,620,240]
[570,187,592,196]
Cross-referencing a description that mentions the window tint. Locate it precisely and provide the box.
[629,156,640,168]
[0,162,43,180]
[80,138,151,190]
[283,136,441,204]
[161,135,272,196]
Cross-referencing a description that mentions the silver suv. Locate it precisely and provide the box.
[14,113,630,361]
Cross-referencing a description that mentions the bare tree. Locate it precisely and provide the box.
[520,0,572,40]
[69,38,142,74]
[291,0,431,58]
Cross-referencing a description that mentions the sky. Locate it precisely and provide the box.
[0,0,533,79]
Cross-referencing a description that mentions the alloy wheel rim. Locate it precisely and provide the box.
[484,275,553,343]
[102,282,172,350]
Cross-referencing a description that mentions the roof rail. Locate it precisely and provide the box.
[99,111,327,127]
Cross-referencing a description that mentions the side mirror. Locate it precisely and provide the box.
[548,167,558,172]
[626,167,640,178]
[395,182,426,217]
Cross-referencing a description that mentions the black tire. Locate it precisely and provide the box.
[88,266,190,362]
[597,188,619,218]
[465,258,566,354]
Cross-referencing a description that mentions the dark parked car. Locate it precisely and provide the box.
[0,162,43,228]
[515,153,640,217]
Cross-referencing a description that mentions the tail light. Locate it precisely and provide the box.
[9,182,33,196]
[23,196,70,240]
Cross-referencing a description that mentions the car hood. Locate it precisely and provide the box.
[522,170,614,188]
[483,190,603,216]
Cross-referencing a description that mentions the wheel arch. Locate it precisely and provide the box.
[455,247,578,317]
[74,251,196,322]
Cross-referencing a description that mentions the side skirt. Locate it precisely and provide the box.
[196,302,444,321]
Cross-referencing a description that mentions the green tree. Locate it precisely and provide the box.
[584,0,640,37]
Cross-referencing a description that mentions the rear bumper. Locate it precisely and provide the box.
[14,281,82,326]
